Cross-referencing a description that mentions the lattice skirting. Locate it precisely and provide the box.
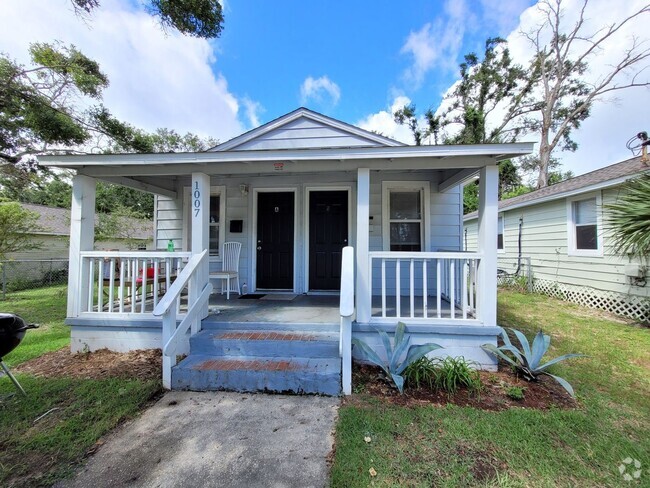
[531,279,650,323]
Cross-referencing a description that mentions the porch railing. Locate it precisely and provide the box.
[339,246,354,396]
[153,250,212,389]
[78,251,192,315]
[368,251,481,323]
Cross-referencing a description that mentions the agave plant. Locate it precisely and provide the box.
[352,322,443,394]
[482,328,585,397]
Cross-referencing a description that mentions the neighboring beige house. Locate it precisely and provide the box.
[6,203,154,261]
[464,156,650,322]
[2,203,153,290]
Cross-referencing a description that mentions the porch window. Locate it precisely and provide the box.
[209,195,221,256]
[573,198,598,250]
[382,182,430,252]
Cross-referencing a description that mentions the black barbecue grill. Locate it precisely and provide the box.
[0,313,38,395]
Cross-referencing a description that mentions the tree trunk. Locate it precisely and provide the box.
[537,130,552,188]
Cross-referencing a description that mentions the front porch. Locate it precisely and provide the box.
[42,108,534,395]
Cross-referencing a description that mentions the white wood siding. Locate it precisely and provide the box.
[230,118,384,151]
[153,170,464,295]
[464,187,650,298]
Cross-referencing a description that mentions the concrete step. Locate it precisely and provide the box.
[171,355,341,395]
[190,329,339,358]
[201,320,340,334]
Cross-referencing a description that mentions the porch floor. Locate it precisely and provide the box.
[204,292,470,324]
[207,293,340,324]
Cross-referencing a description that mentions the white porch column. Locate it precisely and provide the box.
[191,173,210,319]
[356,168,371,323]
[477,164,499,327]
[67,175,96,317]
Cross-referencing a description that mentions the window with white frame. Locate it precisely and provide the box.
[572,197,598,251]
[497,214,504,250]
[382,182,429,252]
[209,194,221,256]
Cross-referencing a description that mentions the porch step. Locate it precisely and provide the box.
[171,355,341,396]
[171,322,342,395]
[190,329,339,358]
[201,319,340,333]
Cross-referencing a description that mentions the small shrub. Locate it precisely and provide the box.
[403,356,438,389]
[506,385,525,401]
[431,356,482,395]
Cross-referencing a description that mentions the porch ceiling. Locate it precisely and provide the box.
[40,142,535,179]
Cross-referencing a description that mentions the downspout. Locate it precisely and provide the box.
[515,216,523,276]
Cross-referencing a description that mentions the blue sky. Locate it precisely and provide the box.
[0,0,648,177]
[215,0,532,123]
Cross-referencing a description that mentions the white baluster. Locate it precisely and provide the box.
[409,259,414,319]
[423,259,428,319]
[396,259,401,319]
[119,258,125,313]
[108,258,115,313]
[436,260,441,318]
[450,261,455,319]
[381,258,386,318]
[462,260,468,319]
[88,258,94,312]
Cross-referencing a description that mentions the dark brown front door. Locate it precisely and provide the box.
[256,192,294,289]
[309,190,348,290]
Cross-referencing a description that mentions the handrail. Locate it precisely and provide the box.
[369,251,483,260]
[339,246,354,395]
[153,250,208,317]
[82,251,192,259]
[162,281,213,357]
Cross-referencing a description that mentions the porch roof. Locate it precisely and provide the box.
[40,142,534,177]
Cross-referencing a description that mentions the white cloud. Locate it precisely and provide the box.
[0,0,248,143]
[400,0,471,87]
[356,96,419,144]
[300,75,341,107]
[242,97,264,128]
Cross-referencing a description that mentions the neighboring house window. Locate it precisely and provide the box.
[382,182,430,252]
[497,214,504,251]
[568,194,602,256]
[573,198,597,250]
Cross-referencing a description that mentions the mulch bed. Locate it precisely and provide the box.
[15,348,162,382]
[347,363,577,411]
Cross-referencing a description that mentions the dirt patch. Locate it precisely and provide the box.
[346,363,577,411]
[15,348,162,381]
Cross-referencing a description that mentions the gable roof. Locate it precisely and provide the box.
[464,156,650,220]
[20,203,153,240]
[210,107,404,151]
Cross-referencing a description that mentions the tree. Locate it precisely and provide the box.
[606,174,650,258]
[0,202,43,260]
[516,0,650,188]
[95,205,149,249]
[0,42,160,169]
[71,0,224,39]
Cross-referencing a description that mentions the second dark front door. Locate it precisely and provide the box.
[256,192,294,289]
[309,190,348,290]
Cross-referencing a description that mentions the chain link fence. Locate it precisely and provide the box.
[1,259,69,299]
[497,256,533,292]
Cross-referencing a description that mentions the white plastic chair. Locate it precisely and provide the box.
[210,242,241,299]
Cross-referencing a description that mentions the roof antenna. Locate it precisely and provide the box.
[626,131,649,164]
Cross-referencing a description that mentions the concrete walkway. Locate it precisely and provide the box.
[59,392,340,488]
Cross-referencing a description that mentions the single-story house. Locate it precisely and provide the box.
[41,107,534,395]
[1,203,153,290]
[464,156,650,323]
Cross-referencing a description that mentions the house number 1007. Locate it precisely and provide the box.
[193,182,201,217]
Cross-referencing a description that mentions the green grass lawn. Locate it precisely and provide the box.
[0,285,162,488]
[331,290,650,487]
